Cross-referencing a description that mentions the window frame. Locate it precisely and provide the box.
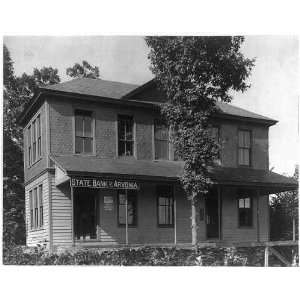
[117,190,138,227]
[237,129,252,167]
[156,185,174,228]
[27,113,42,168]
[237,197,253,228]
[73,109,95,155]
[29,184,44,230]
[211,125,221,164]
[28,125,32,167]
[29,190,33,230]
[117,115,135,157]
[154,119,171,161]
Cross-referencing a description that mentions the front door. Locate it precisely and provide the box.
[74,188,98,240]
[205,189,219,239]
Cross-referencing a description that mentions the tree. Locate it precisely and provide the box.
[66,60,100,79]
[145,36,255,245]
[270,166,299,240]
[3,44,60,246]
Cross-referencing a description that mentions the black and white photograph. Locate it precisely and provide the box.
[1,1,300,300]
[3,35,298,267]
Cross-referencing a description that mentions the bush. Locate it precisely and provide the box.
[2,245,298,266]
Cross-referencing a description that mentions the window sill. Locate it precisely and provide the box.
[118,224,137,228]
[72,153,96,157]
[238,225,254,229]
[29,227,44,232]
[28,157,42,169]
[238,164,252,168]
[158,225,174,228]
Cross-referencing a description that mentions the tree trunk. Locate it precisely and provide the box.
[191,192,197,246]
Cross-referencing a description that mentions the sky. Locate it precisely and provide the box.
[4,35,299,176]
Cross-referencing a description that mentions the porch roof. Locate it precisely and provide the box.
[51,155,297,193]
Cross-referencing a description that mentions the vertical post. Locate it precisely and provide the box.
[125,189,128,245]
[191,192,197,247]
[256,189,260,242]
[292,218,296,241]
[71,186,75,247]
[264,246,269,267]
[173,184,177,245]
[218,186,222,240]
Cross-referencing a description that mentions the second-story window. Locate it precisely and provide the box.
[211,126,221,163]
[154,120,169,160]
[27,114,42,167]
[238,130,251,166]
[32,120,37,162]
[75,110,93,154]
[28,126,32,166]
[118,115,134,156]
[37,115,41,157]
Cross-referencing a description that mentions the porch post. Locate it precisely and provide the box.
[218,186,222,240]
[173,184,177,245]
[256,189,260,242]
[125,189,128,245]
[71,186,75,247]
[191,192,197,246]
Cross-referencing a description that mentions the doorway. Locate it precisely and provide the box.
[205,188,220,239]
[74,188,98,240]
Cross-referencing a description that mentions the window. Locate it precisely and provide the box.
[238,197,252,227]
[238,130,251,166]
[29,184,43,230]
[37,115,41,157]
[39,185,43,227]
[117,191,137,226]
[27,114,42,166]
[29,190,33,229]
[211,126,221,163]
[34,187,38,228]
[157,185,174,227]
[28,126,32,166]
[154,120,170,160]
[75,110,93,154]
[118,115,134,156]
[32,120,36,162]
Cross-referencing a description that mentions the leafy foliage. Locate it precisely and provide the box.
[145,36,255,196]
[66,60,100,79]
[3,44,61,246]
[4,245,297,266]
[270,166,299,240]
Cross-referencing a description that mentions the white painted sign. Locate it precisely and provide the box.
[104,196,114,211]
[70,178,139,190]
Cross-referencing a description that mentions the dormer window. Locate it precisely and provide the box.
[75,110,93,154]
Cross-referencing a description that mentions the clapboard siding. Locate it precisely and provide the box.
[221,187,269,242]
[25,172,50,247]
[50,175,73,248]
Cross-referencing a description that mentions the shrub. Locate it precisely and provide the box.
[2,245,298,266]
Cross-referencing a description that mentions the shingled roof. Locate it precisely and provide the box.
[41,78,139,99]
[19,78,277,126]
[51,155,297,193]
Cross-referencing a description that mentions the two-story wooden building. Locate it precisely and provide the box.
[19,78,298,251]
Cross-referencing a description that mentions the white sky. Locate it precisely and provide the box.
[4,35,299,176]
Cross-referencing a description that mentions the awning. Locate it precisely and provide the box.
[50,155,298,194]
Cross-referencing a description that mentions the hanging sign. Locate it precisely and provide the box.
[70,177,139,190]
[103,196,114,211]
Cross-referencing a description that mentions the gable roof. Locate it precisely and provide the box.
[41,78,138,99]
[19,78,277,126]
